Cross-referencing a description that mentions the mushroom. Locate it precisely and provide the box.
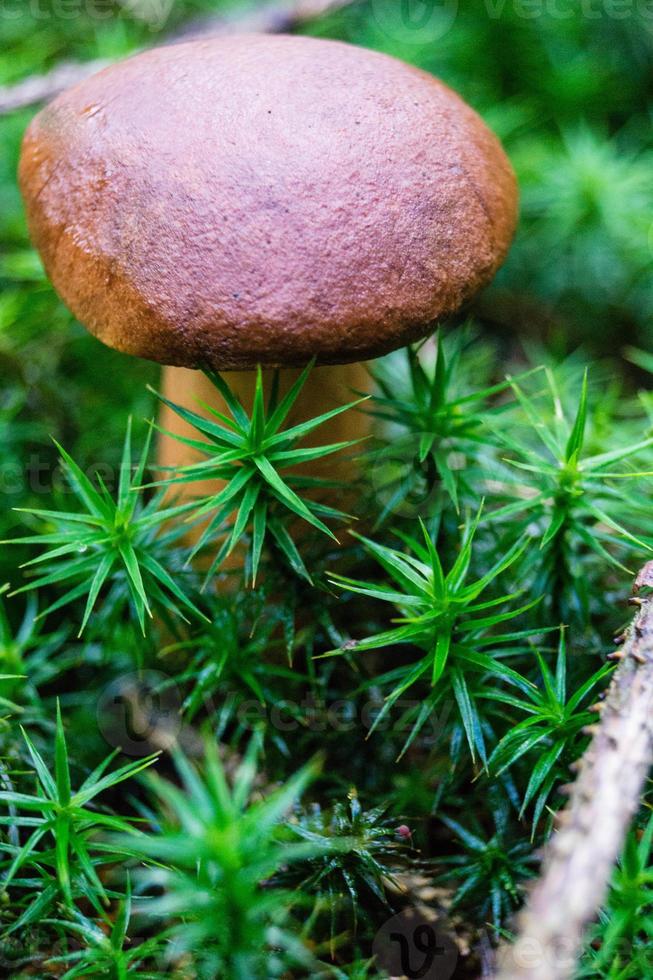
[18,33,517,506]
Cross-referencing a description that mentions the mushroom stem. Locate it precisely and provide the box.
[157,362,372,501]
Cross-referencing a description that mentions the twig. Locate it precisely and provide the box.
[0,0,355,115]
[0,60,113,115]
[172,0,355,39]
[496,564,653,980]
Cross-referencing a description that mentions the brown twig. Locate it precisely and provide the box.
[496,565,653,980]
[0,0,355,115]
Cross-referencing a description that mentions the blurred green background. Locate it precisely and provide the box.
[1,0,652,566]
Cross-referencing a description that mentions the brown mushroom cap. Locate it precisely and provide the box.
[19,33,518,370]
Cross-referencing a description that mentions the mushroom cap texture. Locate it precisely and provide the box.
[19,34,518,369]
